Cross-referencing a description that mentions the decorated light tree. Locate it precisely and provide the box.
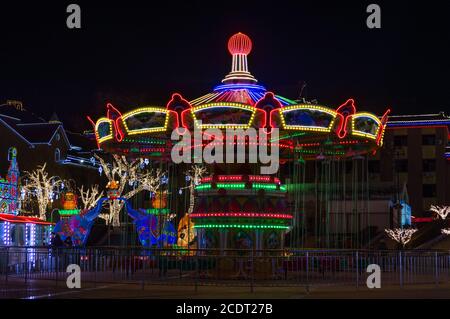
[22,163,62,220]
[182,165,207,215]
[385,228,418,248]
[430,205,450,220]
[78,184,104,211]
[95,154,165,226]
[177,165,207,248]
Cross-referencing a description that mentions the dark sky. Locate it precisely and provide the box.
[0,1,447,131]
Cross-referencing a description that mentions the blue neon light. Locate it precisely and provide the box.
[387,121,450,127]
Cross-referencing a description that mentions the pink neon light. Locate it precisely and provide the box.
[86,116,100,149]
[190,213,292,219]
[336,98,357,139]
[376,108,391,145]
[254,92,283,132]
[228,32,252,55]
[167,93,191,134]
[106,103,124,142]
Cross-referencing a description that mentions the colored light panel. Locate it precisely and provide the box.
[146,208,170,215]
[351,113,381,140]
[191,102,256,129]
[279,105,337,132]
[121,107,169,135]
[95,118,114,143]
[59,209,80,216]
[190,213,292,219]
[217,175,243,182]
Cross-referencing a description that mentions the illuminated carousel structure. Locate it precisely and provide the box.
[90,32,389,249]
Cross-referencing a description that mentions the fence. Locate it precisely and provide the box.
[1,247,450,293]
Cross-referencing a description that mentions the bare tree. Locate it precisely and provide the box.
[22,163,61,220]
[430,205,450,220]
[78,184,104,211]
[181,165,207,214]
[95,154,165,226]
[385,228,417,248]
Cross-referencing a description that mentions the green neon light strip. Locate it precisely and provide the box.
[196,184,213,190]
[272,131,307,142]
[146,208,170,214]
[253,183,276,190]
[194,224,289,229]
[275,95,297,105]
[216,183,246,189]
[295,149,345,155]
[123,138,166,145]
[59,209,80,215]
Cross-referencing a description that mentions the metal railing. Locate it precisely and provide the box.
[1,247,450,292]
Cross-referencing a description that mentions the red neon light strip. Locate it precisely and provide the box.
[411,217,433,223]
[336,98,357,139]
[217,175,243,181]
[201,176,213,183]
[0,214,53,225]
[248,175,271,182]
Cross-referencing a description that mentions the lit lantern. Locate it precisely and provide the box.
[152,191,167,209]
[62,192,78,210]
[106,180,120,199]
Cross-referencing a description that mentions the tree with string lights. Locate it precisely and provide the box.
[95,154,166,226]
[78,184,104,211]
[385,228,418,248]
[21,163,62,220]
[430,205,450,220]
[181,165,207,215]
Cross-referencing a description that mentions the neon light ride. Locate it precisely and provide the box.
[89,33,388,249]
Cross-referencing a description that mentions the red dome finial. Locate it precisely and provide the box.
[228,32,252,55]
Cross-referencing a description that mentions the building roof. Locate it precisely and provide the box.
[0,104,46,123]
[15,123,63,144]
[0,102,100,168]
[387,112,450,126]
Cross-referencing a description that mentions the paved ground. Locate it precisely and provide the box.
[1,279,450,299]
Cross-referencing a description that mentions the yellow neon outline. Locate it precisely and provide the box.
[121,107,169,135]
[95,118,113,143]
[351,113,381,140]
[191,102,256,129]
[279,105,337,132]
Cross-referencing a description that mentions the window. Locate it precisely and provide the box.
[423,184,437,198]
[423,159,436,172]
[54,148,61,162]
[422,134,436,145]
[395,159,408,173]
[368,160,380,174]
[394,135,408,147]
[55,133,61,142]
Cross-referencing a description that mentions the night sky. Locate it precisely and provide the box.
[0,1,447,131]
